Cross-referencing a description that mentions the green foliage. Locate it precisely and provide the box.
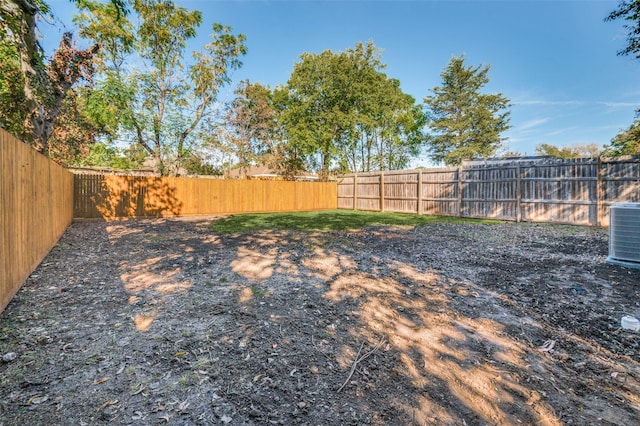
[47,88,99,165]
[535,143,601,159]
[602,120,640,156]
[77,141,145,169]
[606,0,640,60]
[424,55,511,166]
[605,2,640,145]
[280,41,425,179]
[210,209,498,234]
[1,0,102,152]
[76,0,247,175]
[216,80,278,178]
[0,27,28,139]
[181,153,222,175]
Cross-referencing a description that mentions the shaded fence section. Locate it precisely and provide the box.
[74,174,337,219]
[338,157,640,226]
[1,129,74,312]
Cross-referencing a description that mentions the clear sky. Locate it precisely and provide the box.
[42,0,640,166]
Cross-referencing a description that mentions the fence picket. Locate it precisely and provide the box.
[72,174,337,219]
[338,157,640,226]
[1,129,74,312]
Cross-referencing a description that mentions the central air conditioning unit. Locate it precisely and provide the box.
[607,203,640,269]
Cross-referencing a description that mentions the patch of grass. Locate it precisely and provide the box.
[210,209,499,234]
[177,371,199,388]
[250,286,268,298]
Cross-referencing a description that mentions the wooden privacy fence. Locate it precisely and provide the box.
[73,174,337,219]
[1,129,74,312]
[338,157,640,226]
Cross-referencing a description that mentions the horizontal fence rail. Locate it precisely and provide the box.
[1,129,74,312]
[73,175,338,219]
[338,157,640,226]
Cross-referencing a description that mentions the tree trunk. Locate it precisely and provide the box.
[1,1,98,153]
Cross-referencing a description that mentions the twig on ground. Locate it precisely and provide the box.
[337,337,385,392]
[337,342,364,393]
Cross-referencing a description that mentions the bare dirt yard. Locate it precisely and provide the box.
[1,217,640,425]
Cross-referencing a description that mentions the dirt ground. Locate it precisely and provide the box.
[1,217,640,425]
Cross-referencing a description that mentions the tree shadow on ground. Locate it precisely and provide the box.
[2,219,640,425]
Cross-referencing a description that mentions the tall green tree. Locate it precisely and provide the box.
[337,42,425,172]
[281,41,424,179]
[602,120,640,156]
[423,55,511,166]
[282,49,347,179]
[76,0,247,175]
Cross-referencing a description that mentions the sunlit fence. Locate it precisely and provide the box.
[0,129,74,312]
[4,126,640,314]
[73,174,338,219]
[338,157,640,226]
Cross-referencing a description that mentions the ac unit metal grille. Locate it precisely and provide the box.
[607,203,640,269]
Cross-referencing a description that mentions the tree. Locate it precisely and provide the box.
[281,41,425,178]
[605,1,640,130]
[606,1,640,60]
[281,49,347,180]
[217,80,277,178]
[535,143,601,159]
[423,55,511,166]
[46,88,100,165]
[76,0,247,175]
[336,42,426,173]
[344,78,425,172]
[0,1,100,152]
[77,140,146,169]
[602,120,640,156]
[0,21,28,139]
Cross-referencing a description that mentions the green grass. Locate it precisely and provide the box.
[210,209,500,234]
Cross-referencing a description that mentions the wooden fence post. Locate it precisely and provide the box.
[457,166,464,218]
[380,172,385,212]
[353,173,358,210]
[417,169,423,215]
[516,163,522,223]
[597,157,604,226]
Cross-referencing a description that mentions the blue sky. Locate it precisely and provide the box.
[43,0,639,165]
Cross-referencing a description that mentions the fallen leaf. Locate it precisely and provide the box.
[29,395,49,405]
[97,399,119,412]
[94,377,110,385]
[177,400,190,412]
[538,340,556,352]
[130,384,146,396]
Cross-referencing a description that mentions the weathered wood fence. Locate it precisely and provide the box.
[73,174,337,219]
[338,157,640,226]
[1,129,74,312]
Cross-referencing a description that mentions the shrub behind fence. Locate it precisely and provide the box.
[1,129,74,312]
